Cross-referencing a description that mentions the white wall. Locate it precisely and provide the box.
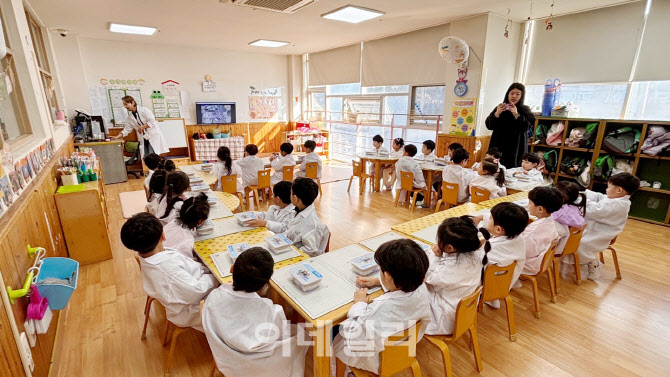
[61,37,289,124]
[50,34,91,121]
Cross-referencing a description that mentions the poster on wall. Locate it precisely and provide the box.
[248,96,279,120]
[449,98,477,136]
[162,80,180,97]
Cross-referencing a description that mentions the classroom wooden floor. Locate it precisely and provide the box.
[53,162,670,377]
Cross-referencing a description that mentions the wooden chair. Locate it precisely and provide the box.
[245,169,272,209]
[324,233,332,253]
[519,239,559,319]
[434,182,459,213]
[347,160,372,195]
[336,321,423,377]
[394,172,424,212]
[478,262,517,341]
[599,236,622,279]
[424,286,483,377]
[133,255,158,341]
[470,187,491,204]
[305,162,323,196]
[282,165,295,182]
[163,321,193,377]
[220,174,245,209]
[553,225,586,290]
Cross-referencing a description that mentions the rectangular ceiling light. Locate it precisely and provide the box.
[321,5,384,24]
[249,39,289,47]
[109,23,157,36]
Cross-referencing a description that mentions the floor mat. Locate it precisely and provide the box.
[119,190,147,219]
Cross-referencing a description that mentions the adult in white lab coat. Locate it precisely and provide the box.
[112,95,169,157]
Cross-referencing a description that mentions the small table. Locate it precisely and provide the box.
[358,154,399,192]
[180,164,218,186]
[478,191,529,208]
[392,202,485,237]
[419,162,447,208]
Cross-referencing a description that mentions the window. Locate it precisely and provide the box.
[362,85,410,95]
[525,83,627,119]
[344,98,380,123]
[26,11,57,122]
[383,96,409,126]
[326,82,361,96]
[412,86,445,116]
[326,97,343,121]
[627,81,670,121]
[308,91,325,119]
[0,9,30,143]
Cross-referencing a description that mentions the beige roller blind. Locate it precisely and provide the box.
[308,43,361,86]
[526,2,645,85]
[361,23,450,87]
[633,0,670,81]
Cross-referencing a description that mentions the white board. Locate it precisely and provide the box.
[157,119,187,148]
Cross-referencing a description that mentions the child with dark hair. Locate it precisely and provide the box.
[245,181,295,233]
[146,170,168,216]
[424,216,490,335]
[470,158,507,199]
[158,159,176,172]
[335,239,432,374]
[371,134,388,155]
[552,181,586,254]
[420,140,437,162]
[520,187,562,275]
[471,147,506,173]
[394,144,427,205]
[507,153,543,182]
[143,153,161,191]
[236,144,265,191]
[157,171,190,225]
[295,139,322,180]
[121,213,217,331]
[203,247,307,376]
[441,148,478,203]
[382,138,405,189]
[445,142,464,162]
[163,193,210,258]
[578,172,640,280]
[284,178,329,256]
[270,142,296,186]
[212,146,242,192]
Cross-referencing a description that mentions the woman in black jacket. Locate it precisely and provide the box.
[485,83,535,168]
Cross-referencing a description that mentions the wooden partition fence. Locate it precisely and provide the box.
[436,134,491,168]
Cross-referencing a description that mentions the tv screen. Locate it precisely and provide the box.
[196,102,236,124]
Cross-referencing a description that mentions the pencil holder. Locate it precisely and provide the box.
[62,174,78,186]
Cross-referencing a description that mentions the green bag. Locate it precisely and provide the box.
[535,123,550,145]
[560,156,588,176]
[543,149,558,173]
[579,122,599,148]
[602,127,641,154]
[593,155,615,180]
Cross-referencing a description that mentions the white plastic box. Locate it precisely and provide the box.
[184,171,196,177]
[197,219,215,235]
[191,184,209,192]
[189,176,204,184]
[289,263,323,292]
[265,234,293,254]
[227,243,251,263]
[350,254,379,276]
[234,212,258,225]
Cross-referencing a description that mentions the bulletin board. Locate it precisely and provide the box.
[107,88,143,125]
[449,98,476,136]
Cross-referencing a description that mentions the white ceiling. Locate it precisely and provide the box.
[28,0,639,55]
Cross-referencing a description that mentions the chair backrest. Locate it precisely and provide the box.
[352,160,363,177]
[481,262,517,302]
[610,236,617,246]
[470,186,491,203]
[378,321,422,377]
[561,224,586,256]
[134,254,141,270]
[282,165,294,181]
[399,171,415,191]
[441,181,460,206]
[452,286,483,339]
[125,141,140,153]
[221,174,238,194]
[257,169,271,188]
[537,239,560,274]
[305,162,318,179]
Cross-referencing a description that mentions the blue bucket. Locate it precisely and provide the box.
[35,258,79,310]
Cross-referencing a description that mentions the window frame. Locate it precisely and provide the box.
[25,10,58,123]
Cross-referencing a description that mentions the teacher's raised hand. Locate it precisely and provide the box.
[508,103,519,118]
[494,103,507,118]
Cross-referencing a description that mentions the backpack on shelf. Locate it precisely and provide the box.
[565,127,586,147]
[546,121,565,146]
[535,123,550,145]
[602,127,641,154]
[577,161,592,187]
[542,149,559,173]
[612,159,634,175]
[593,155,615,181]
[641,125,670,157]
[579,123,599,148]
[560,156,588,176]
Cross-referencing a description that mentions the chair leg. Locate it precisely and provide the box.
[434,200,443,213]
[610,247,622,279]
[599,252,605,264]
[440,340,454,377]
[144,296,151,315]
[162,321,173,346]
[335,358,346,377]
[573,253,582,285]
[317,179,322,196]
[469,326,483,372]
[410,192,419,212]
[394,189,402,207]
[503,295,516,341]
[359,178,366,196]
[347,176,354,193]
[236,193,245,210]
[253,190,260,209]
[165,327,187,377]
[209,360,218,377]
[141,297,154,340]
[411,359,422,377]
[547,269,557,303]
[528,276,541,319]
[553,257,561,294]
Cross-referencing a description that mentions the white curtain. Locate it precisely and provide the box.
[308,43,361,86]
[633,0,670,81]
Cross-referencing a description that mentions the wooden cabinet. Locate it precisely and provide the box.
[54,165,112,265]
[436,134,491,168]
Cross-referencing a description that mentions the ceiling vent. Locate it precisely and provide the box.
[221,0,317,14]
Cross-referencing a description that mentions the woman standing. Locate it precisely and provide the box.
[112,95,169,157]
[485,83,535,168]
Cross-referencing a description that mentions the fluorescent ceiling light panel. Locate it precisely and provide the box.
[249,39,289,47]
[109,23,157,36]
[321,5,384,24]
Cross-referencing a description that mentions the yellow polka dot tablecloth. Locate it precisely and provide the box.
[478,191,529,208]
[194,227,309,283]
[215,191,241,212]
[391,203,485,237]
[179,164,217,186]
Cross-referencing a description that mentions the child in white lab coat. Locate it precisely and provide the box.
[471,158,507,200]
[236,144,265,190]
[335,239,432,374]
[270,143,296,185]
[211,146,242,192]
[157,159,176,173]
[203,247,307,377]
[395,144,427,205]
[507,153,543,183]
[552,181,586,254]
[519,187,562,276]
[444,142,464,163]
[156,171,190,225]
[578,173,639,280]
[382,138,405,190]
[472,147,506,174]
[473,202,528,308]
[418,140,437,162]
[284,178,329,256]
[371,134,389,155]
[143,153,161,192]
[295,140,323,179]
[424,216,488,335]
[245,181,295,234]
[440,148,478,203]
[163,193,210,259]
[146,170,167,216]
[121,212,217,331]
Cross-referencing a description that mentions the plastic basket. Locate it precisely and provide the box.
[35,258,79,310]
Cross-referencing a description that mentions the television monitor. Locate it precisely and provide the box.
[196,102,236,124]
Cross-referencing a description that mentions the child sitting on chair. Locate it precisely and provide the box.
[507,153,543,182]
[552,181,586,255]
[419,140,437,162]
[143,153,161,191]
[444,142,463,163]
[439,148,478,203]
[295,140,322,180]
[270,142,296,186]
[163,193,210,259]
[335,239,432,374]
[470,158,507,200]
[472,147,506,174]
[203,247,307,377]
[284,178,329,256]
[121,212,217,331]
[146,170,167,216]
[245,181,295,233]
[156,171,190,225]
[382,138,405,190]
[519,187,562,277]
[236,144,265,189]
[211,146,242,192]
[394,144,427,207]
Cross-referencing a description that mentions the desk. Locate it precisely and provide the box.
[260,153,306,168]
[75,140,127,184]
[505,177,549,194]
[358,154,399,192]
[212,191,241,212]
[479,191,529,208]
[419,162,446,208]
[392,202,485,237]
[180,164,217,186]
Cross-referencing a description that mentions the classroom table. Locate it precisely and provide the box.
[505,176,550,194]
[180,164,218,186]
[358,154,399,192]
[260,153,306,168]
[392,202,485,238]
[212,191,241,212]
[478,191,529,208]
[419,162,447,208]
